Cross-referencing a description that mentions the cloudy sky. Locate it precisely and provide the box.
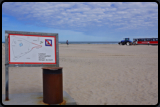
[2,2,158,42]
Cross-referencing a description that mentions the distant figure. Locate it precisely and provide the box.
[135,40,137,45]
[66,40,69,45]
[133,39,137,45]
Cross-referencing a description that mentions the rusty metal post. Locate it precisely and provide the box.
[5,34,9,101]
[5,65,9,101]
[42,67,63,104]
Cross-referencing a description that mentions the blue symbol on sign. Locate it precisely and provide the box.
[19,43,23,47]
[45,39,52,46]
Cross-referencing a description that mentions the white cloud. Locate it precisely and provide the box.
[88,2,112,7]
[2,2,158,31]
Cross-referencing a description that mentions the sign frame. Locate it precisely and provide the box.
[5,30,59,67]
[5,30,59,101]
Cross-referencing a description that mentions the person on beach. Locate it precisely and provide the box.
[133,41,135,45]
[66,40,69,45]
[133,39,137,45]
[135,40,137,45]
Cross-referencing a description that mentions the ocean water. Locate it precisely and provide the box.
[2,41,119,44]
[59,41,119,44]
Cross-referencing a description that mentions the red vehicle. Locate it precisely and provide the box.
[133,38,158,45]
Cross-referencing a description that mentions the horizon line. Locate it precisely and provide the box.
[2,41,119,43]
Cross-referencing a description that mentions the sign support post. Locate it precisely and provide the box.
[5,33,9,101]
[5,65,9,101]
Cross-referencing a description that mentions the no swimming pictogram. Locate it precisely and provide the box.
[45,39,52,46]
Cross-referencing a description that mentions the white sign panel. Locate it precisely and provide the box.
[9,34,56,64]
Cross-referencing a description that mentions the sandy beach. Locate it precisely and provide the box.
[2,43,158,105]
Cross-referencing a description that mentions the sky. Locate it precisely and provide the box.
[2,2,158,42]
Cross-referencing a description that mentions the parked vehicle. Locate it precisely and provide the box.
[133,38,158,45]
[118,38,132,45]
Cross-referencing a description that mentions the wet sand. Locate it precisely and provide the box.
[2,43,158,105]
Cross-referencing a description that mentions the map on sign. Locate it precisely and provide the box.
[9,34,56,64]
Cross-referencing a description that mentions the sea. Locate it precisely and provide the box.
[2,41,119,44]
[59,41,119,44]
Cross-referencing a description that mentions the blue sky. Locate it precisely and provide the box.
[2,2,158,42]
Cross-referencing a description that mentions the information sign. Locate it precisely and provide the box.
[9,34,56,64]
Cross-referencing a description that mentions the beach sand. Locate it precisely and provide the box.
[2,43,158,105]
